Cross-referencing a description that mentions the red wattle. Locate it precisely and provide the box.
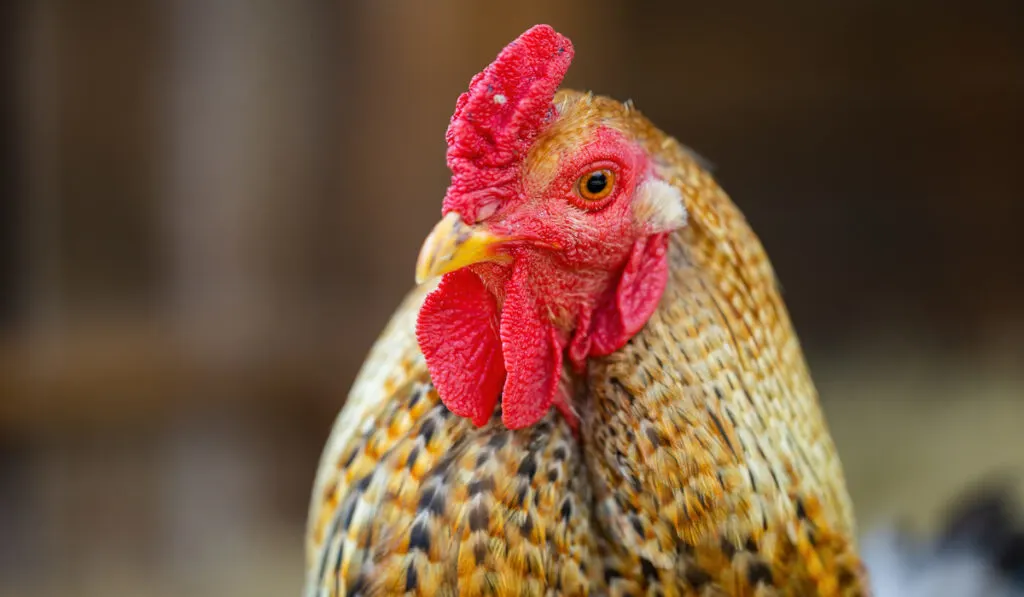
[415,269,505,427]
[567,308,592,374]
[499,261,564,429]
[590,233,670,356]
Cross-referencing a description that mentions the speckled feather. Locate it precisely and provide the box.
[304,92,870,596]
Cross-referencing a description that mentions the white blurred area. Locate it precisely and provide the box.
[2,1,1023,596]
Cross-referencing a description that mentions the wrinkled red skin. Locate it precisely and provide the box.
[416,25,670,430]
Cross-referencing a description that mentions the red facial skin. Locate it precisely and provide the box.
[415,25,671,429]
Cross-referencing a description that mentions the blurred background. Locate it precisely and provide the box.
[2,1,1023,595]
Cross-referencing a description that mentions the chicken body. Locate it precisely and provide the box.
[304,89,869,596]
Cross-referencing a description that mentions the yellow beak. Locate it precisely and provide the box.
[415,212,513,284]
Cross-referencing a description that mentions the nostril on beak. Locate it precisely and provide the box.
[475,201,499,222]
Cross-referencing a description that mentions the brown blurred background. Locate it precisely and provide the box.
[2,1,1023,596]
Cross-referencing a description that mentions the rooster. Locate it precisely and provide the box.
[305,25,869,596]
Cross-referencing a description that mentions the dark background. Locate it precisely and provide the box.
[2,1,1022,595]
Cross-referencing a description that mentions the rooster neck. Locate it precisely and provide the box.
[578,181,865,591]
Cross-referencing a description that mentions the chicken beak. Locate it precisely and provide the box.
[415,212,513,284]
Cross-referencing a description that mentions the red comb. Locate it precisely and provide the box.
[442,25,574,221]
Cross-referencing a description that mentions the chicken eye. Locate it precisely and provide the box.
[577,169,615,201]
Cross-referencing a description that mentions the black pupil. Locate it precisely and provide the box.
[585,172,607,195]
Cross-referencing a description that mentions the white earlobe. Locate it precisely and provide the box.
[632,179,687,234]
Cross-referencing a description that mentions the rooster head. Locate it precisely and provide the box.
[414,25,688,429]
